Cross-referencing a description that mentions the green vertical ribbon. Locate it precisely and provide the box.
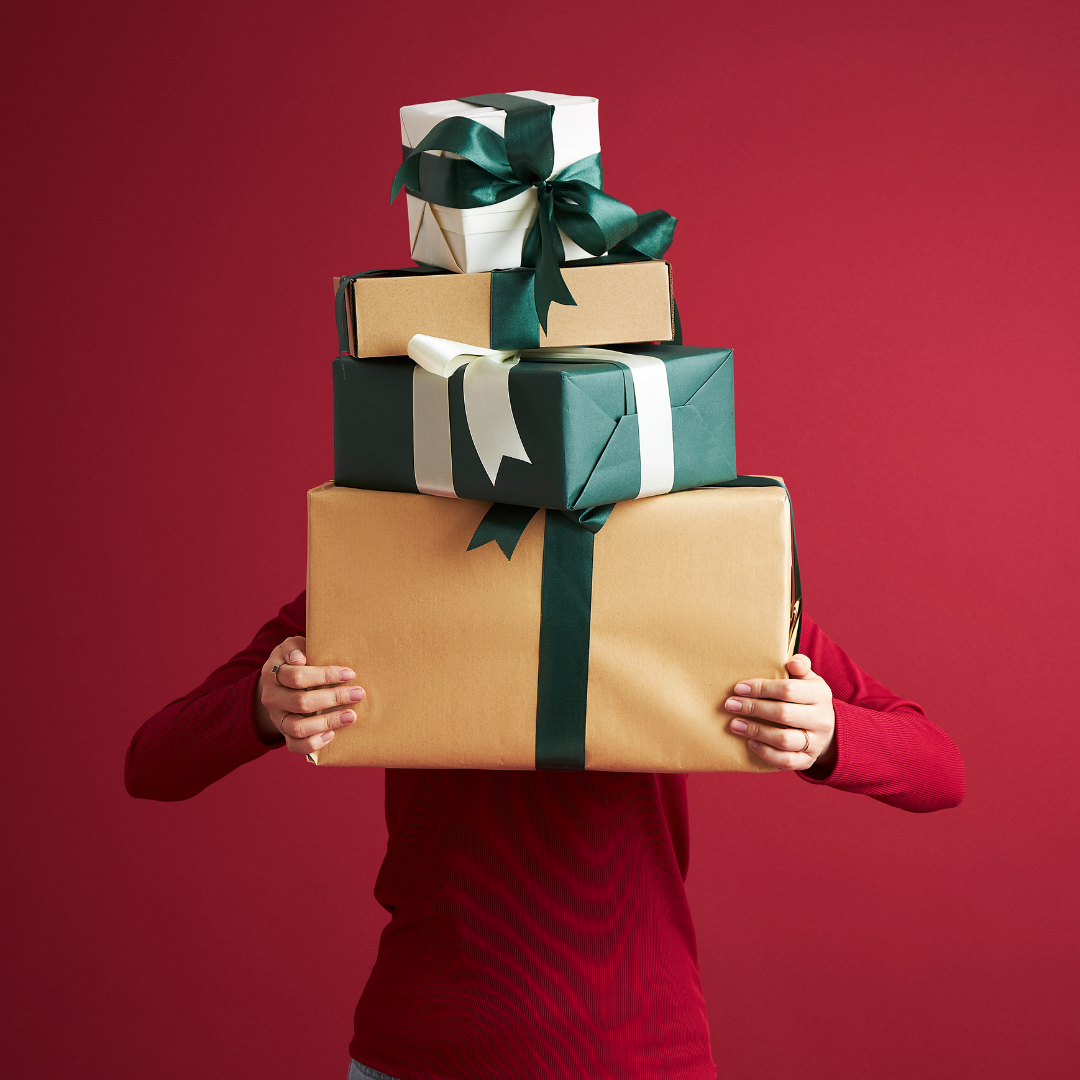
[534,511,595,769]
[469,502,613,769]
[468,480,801,770]
[489,269,540,350]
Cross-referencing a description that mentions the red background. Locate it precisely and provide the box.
[3,1,1078,1077]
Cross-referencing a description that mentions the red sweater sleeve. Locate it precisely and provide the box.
[124,593,306,801]
[796,615,964,812]
[125,597,963,812]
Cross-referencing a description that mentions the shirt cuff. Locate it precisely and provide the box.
[797,699,860,787]
[243,668,285,751]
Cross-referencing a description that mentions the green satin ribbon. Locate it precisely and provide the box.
[469,501,613,770]
[391,94,677,332]
[467,479,800,770]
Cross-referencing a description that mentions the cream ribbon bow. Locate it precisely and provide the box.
[407,334,674,500]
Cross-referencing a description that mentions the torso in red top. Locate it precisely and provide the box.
[355,769,709,1079]
[125,596,964,1080]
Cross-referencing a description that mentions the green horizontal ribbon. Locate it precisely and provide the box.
[467,479,799,771]
[391,93,677,333]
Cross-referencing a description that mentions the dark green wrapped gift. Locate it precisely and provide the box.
[333,338,735,511]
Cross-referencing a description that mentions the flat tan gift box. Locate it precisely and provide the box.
[333,259,674,358]
[306,482,796,772]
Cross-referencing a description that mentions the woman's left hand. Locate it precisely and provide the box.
[725,654,837,772]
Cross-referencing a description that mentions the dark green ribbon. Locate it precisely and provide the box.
[469,502,612,770]
[467,479,799,770]
[391,94,677,333]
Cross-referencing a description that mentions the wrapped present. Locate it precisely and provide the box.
[399,93,600,273]
[333,338,735,510]
[306,479,801,772]
[393,92,678,331]
[334,259,674,357]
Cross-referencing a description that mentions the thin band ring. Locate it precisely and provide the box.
[799,729,811,754]
[278,710,290,735]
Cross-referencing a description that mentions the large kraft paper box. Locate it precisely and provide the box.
[306,482,794,773]
[335,259,674,358]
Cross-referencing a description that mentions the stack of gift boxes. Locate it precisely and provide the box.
[308,92,800,773]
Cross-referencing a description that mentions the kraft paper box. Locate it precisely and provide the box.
[400,92,600,273]
[333,342,736,510]
[306,482,797,773]
[334,259,674,357]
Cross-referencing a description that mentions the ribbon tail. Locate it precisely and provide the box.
[462,355,532,484]
[526,188,575,334]
[467,502,540,560]
[609,208,678,259]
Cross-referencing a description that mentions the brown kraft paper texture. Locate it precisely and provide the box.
[335,259,674,358]
[306,483,792,772]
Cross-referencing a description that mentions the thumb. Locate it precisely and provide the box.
[786,653,813,678]
[280,636,308,666]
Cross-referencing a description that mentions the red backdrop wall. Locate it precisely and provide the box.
[3,1,1077,1077]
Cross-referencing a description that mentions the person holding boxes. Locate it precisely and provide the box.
[126,597,963,1080]
[126,92,965,1079]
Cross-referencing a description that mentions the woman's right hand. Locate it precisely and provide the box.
[254,636,365,754]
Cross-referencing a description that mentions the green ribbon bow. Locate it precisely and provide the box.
[467,478,802,771]
[391,93,678,333]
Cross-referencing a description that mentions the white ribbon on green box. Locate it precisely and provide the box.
[407,334,675,501]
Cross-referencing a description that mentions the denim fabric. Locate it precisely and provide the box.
[349,1060,401,1080]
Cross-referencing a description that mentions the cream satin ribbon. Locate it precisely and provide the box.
[407,335,674,500]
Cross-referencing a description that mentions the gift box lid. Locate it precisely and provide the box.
[400,92,601,178]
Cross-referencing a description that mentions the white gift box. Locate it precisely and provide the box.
[399,92,601,274]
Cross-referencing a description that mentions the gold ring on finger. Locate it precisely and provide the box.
[278,710,291,735]
[799,729,811,754]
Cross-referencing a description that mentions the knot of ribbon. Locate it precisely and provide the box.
[407,333,675,503]
[391,93,677,333]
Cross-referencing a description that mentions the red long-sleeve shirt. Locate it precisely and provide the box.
[125,594,964,1080]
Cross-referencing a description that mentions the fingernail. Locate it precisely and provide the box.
[348,688,366,702]
[725,698,743,712]
[339,710,356,725]
[288,650,304,664]
[748,739,759,750]
[321,730,334,744]
[730,718,748,733]
[338,668,356,682]
[734,682,752,695]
